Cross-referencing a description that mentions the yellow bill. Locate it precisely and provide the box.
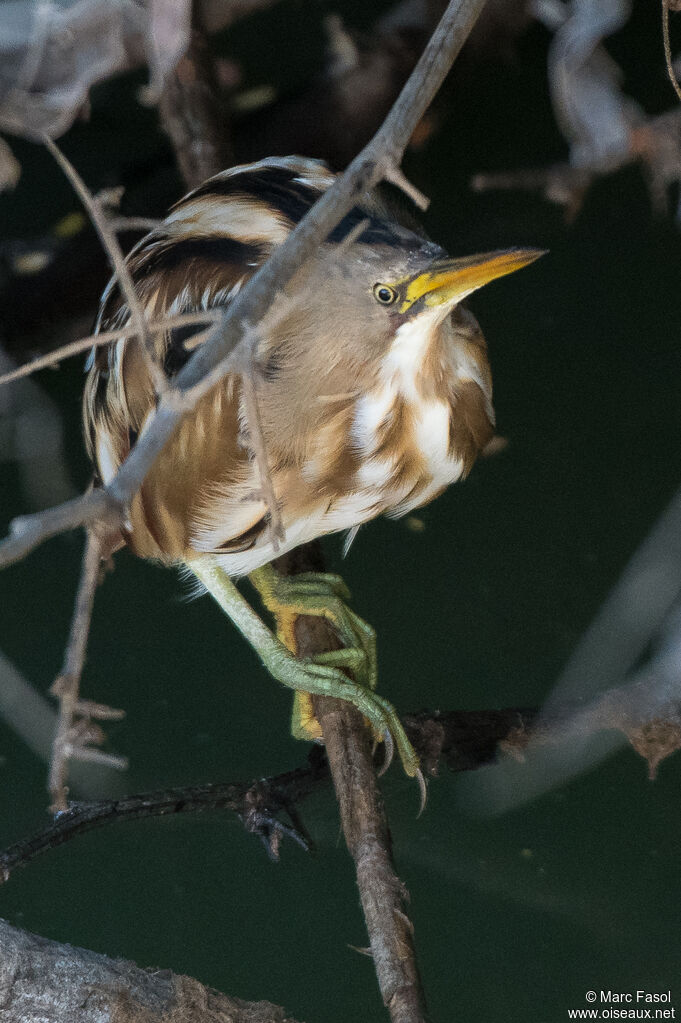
[400,248,546,313]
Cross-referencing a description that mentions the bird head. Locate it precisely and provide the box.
[277,227,544,371]
[378,247,545,320]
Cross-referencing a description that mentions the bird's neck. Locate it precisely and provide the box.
[380,307,491,405]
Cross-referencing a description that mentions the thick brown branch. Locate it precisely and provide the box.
[275,544,427,1023]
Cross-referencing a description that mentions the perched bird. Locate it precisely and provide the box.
[84,156,542,780]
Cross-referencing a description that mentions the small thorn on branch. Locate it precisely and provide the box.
[383,162,430,210]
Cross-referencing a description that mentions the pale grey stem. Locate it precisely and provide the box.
[0,310,221,388]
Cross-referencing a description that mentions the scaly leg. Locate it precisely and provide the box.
[190,558,420,781]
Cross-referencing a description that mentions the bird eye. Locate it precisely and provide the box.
[373,284,397,305]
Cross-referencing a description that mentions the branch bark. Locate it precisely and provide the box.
[275,545,428,1023]
[0,0,488,570]
[0,918,302,1023]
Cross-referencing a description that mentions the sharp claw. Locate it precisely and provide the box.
[377,728,394,776]
[415,768,427,818]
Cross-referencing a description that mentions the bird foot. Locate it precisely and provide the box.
[250,568,377,692]
[193,560,421,785]
[261,643,420,781]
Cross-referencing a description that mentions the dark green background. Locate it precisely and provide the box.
[1,4,680,1020]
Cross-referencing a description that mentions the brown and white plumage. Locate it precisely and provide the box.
[84,156,533,576]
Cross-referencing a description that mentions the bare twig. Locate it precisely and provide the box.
[4,669,681,886]
[0,488,120,570]
[0,310,221,387]
[43,136,166,395]
[0,918,302,1023]
[108,215,165,233]
[240,353,285,544]
[48,530,125,812]
[94,184,164,233]
[0,0,488,573]
[0,763,325,885]
[274,543,427,1023]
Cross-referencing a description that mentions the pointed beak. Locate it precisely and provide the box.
[400,248,547,313]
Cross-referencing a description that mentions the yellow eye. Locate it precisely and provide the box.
[373,283,397,305]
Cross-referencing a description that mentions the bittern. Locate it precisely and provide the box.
[84,156,542,782]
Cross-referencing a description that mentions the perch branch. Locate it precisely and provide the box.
[47,530,126,812]
[275,544,428,1023]
[43,136,166,395]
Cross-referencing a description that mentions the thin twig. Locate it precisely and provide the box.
[48,529,112,811]
[43,136,166,396]
[1,764,325,885]
[108,216,165,233]
[239,351,285,544]
[0,310,221,388]
[0,488,119,570]
[0,0,488,573]
[4,675,680,885]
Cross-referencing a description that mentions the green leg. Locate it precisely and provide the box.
[189,559,421,783]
